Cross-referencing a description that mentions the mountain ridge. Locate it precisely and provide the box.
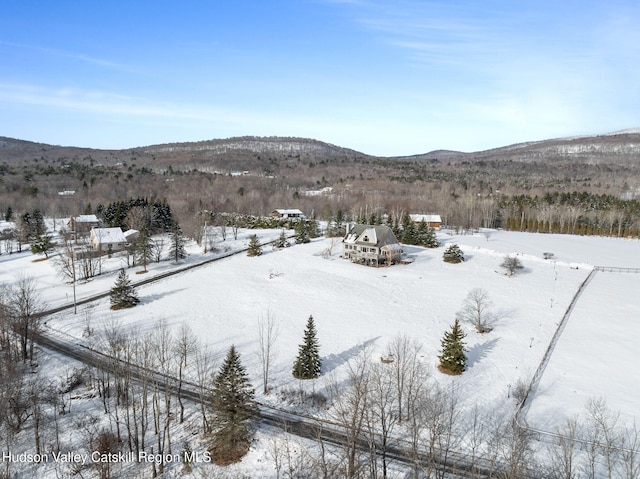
[1,129,640,167]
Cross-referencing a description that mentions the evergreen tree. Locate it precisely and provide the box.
[438,319,467,375]
[110,269,140,310]
[20,210,46,242]
[5,206,13,222]
[400,213,417,245]
[273,230,290,249]
[416,221,439,248]
[292,315,322,379]
[294,221,310,244]
[169,221,187,262]
[210,345,255,464]
[334,209,345,236]
[32,209,46,236]
[443,244,464,263]
[247,234,262,256]
[135,226,154,272]
[30,235,54,258]
[307,216,321,238]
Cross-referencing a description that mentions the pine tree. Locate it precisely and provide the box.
[307,217,321,238]
[30,235,54,258]
[273,230,290,249]
[110,269,140,310]
[135,226,155,272]
[438,319,467,375]
[169,221,187,262]
[210,345,255,465]
[401,213,417,245]
[443,244,464,263]
[247,234,262,256]
[292,315,322,379]
[416,222,439,248]
[294,221,310,244]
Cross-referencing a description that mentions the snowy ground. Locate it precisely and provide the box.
[3,226,640,477]
[524,270,640,431]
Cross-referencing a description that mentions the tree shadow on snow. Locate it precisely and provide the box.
[322,337,380,374]
[139,287,188,305]
[467,337,499,368]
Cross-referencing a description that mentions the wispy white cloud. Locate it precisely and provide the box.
[328,0,640,141]
[0,40,132,72]
[0,81,365,141]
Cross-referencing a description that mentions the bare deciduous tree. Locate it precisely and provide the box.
[546,416,580,479]
[174,323,195,423]
[9,275,46,362]
[257,311,280,395]
[365,361,398,479]
[501,255,524,277]
[457,288,495,333]
[328,349,370,479]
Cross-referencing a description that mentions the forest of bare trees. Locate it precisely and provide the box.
[2,135,640,241]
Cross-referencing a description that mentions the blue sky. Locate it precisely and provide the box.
[1,1,638,156]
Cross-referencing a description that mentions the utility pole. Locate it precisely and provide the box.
[71,247,77,314]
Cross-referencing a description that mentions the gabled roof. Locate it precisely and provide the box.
[71,214,99,223]
[123,229,139,242]
[344,224,399,247]
[410,214,442,223]
[273,208,304,215]
[90,227,127,244]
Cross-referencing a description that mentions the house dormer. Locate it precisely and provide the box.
[358,227,378,244]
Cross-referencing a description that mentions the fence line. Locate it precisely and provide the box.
[594,265,640,273]
[515,265,640,454]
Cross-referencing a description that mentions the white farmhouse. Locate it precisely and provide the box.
[342,224,403,267]
[89,227,128,252]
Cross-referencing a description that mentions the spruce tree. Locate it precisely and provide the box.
[169,221,187,262]
[210,345,255,464]
[438,319,467,375]
[292,315,322,379]
[110,269,139,310]
[247,234,262,256]
[273,230,290,249]
[135,226,154,272]
[294,221,310,244]
[30,235,54,258]
[443,244,464,263]
[401,213,417,245]
[416,222,439,248]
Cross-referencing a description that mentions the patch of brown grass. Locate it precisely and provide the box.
[211,440,250,466]
[437,364,463,376]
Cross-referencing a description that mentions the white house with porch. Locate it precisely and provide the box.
[342,224,403,266]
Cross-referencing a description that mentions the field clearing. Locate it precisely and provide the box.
[525,271,640,431]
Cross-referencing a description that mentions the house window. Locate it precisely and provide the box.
[363,236,369,242]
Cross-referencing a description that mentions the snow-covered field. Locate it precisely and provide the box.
[3,226,640,476]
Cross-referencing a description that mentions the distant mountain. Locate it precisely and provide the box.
[141,136,364,158]
[0,135,369,171]
[1,130,639,168]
